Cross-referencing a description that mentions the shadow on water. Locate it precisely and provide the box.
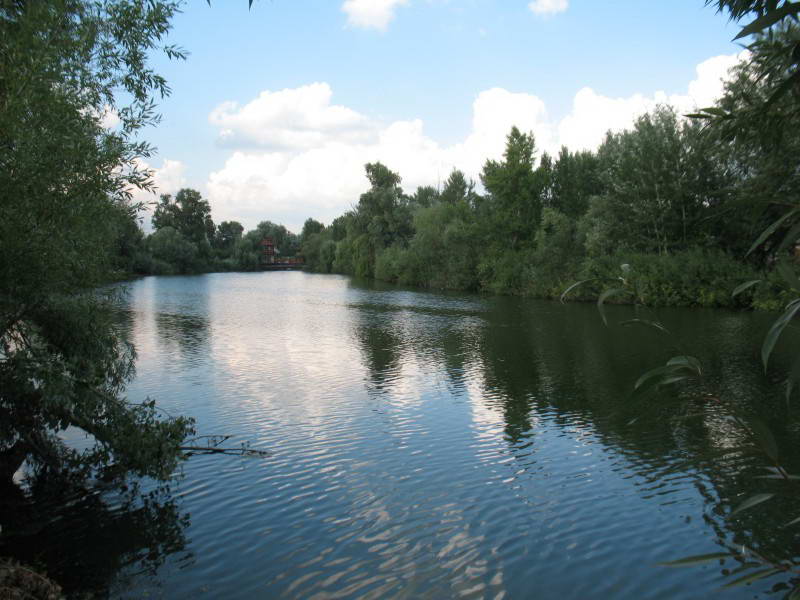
[0,477,190,598]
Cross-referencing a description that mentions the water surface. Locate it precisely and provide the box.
[33,273,800,597]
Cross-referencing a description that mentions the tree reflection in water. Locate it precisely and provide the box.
[0,474,191,598]
[351,288,800,586]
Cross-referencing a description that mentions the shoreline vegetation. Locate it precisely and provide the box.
[124,107,796,313]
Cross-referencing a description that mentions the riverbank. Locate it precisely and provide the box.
[306,247,789,312]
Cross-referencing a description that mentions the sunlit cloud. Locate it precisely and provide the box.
[209,83,375,151]
[558,51,747,150]
[528,0,568,17]
[341,0,410,31]
[99,106,121,129]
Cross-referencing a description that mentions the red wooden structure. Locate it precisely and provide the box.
[259,237,305,270]
[260,237,275,265]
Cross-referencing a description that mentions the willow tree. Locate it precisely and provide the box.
[0,0,194,485]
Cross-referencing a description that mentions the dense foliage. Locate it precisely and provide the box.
[0,0,195,485]
[115,194,302,275]
[299,95,797,310]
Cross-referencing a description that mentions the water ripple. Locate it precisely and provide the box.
[97,273,800,599]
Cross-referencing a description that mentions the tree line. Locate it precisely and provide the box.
[108,25,799,312]
[299,55,798,311]
[122,74,796,312]
[110,188,300,275]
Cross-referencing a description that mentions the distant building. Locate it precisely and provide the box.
[259,237,304,269]
[260,237,275,265]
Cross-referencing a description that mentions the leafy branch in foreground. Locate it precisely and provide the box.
[0,0,195,487]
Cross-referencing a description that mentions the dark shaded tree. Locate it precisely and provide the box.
[0,0,193,485]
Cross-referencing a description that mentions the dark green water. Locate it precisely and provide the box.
[19,272,800,598]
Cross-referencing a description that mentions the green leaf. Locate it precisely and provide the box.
[696,106,729,117]
[748,417,779,462]
[776,221,800,256]
[721,568,782,588]
[732,279,762,297]
[728,561,764,576]
[634,355,702,392]
[786,354,800,402]
[730,493,775,517]
[597,287,626,326]
[620,318,669,333]
[762,299,800,371]
[733,2,800,39]
[634,365,678,391]
[788,585,800,600]
[658,552,730,567]
[658,375,692,387]
[776,261,800,293]
[560,278,596,303]
[747,207,800,256]
[666,355,702,375]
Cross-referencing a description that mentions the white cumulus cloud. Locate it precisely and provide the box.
[204,52,744,232]
[528,0,568,17]
[558,51,747,151]
[682,51,748,108]
[341,0,410,31]
[209,83,375,151]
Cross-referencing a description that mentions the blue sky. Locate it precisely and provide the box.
[134,0,744,232]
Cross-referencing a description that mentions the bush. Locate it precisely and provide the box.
[374,244,409,283]
[576,248,762,308]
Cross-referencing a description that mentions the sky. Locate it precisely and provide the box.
[131,0,747,233]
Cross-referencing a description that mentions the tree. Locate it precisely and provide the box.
[214,220,245,253]
[583,106,730,255]
[0,1,194,485]
[480,127,544,249]
[547,147,603,218]
[109,203,147,274]
[347,162,413,277]
[247,220,299,255]
[152,188,215,257]
[402,199,480,290]
[705,1,800,111]
[147,226,201,274]
[409,185,439,209]
[439,169,478,206]
[300,218,325,241]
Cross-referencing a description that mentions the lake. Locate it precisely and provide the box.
[21,271,800,598]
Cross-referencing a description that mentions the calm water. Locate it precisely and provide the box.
[13,272,800,598]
